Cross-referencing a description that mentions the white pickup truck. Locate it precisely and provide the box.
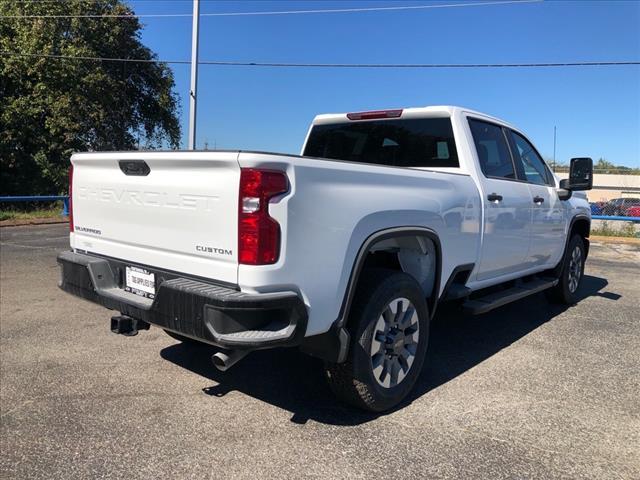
[58,106,593,411]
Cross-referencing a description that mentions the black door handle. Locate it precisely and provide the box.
[487,193,503,202]
[533,196,545,204]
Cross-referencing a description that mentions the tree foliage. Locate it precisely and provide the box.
[548,157,639,174]
[0,0,181,195]
[593,158,639,174]
[595,158,615,170]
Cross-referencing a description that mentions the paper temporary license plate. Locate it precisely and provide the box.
[125,266,156,299]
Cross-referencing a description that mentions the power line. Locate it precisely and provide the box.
[2,51,638,68]
[1,0,542,19]
[198,60,640,68]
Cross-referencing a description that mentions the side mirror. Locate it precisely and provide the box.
[567,157,593,191]
[557,180,572,200]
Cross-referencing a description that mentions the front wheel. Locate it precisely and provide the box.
[546,235,586,305]
[325,270,430,412]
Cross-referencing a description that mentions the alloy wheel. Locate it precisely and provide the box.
[370,297,420,388]
[568,245,583,293]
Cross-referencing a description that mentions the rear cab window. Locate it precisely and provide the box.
[303,117,459,168]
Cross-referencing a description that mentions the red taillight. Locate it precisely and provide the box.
[68,164,74,232]
[238,168,288,265]
[346,109,403,120]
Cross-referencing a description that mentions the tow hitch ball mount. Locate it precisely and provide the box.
[110,315,150,336]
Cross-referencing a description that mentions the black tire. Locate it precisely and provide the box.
[164,329,200,345]
[325,269,430,412]
[546,234,586,305]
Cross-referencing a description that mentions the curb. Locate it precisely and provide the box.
[590,235,640,245]
[0,217,69,227]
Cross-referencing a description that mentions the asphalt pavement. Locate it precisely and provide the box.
[1,224,639,479]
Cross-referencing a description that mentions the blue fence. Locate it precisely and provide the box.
[592,215,640,222]
[0,196,70,216]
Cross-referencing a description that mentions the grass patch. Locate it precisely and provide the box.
[0,202,65,222]
[591,220,639,238]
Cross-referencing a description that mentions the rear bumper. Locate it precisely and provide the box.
[57,251,308,350]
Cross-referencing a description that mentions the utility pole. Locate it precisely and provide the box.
[552,126,557,171]
[188,0,200,150]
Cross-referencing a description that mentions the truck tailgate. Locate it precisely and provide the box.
[70,151,240,285]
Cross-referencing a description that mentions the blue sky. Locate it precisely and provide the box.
[130,0,640,167]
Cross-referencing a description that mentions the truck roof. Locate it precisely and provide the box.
[311,105,516,129]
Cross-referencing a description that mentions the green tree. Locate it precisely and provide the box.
[0,0,181,196]
[595,158,615,170]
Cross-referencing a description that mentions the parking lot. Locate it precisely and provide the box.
[1,223,638,479]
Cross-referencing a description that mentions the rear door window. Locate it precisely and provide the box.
[303,117,459,168]
[468,119,515,180]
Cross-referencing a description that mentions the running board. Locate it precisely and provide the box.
[444,284,472,301]
[463,277,558,315]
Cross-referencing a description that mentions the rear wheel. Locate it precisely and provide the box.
[547,234,586,304]
[325,269,430,412]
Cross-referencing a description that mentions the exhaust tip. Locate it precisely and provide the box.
[211,352,229,371]
[211,350,248,372]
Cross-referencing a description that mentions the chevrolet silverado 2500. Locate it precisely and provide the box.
[58,106,593,411]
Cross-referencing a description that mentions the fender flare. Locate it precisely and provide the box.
[553,214,591,275]
[300,226,442,363]
[335,226,443,328]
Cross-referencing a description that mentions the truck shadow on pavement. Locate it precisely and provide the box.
[160,274,612,426]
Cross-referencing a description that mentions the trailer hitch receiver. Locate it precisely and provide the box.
[110,315,150,336]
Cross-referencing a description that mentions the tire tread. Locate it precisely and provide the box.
[547,234,585,305]
[325,269,429,411]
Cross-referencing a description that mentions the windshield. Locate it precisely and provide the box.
[303,117,459,168]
